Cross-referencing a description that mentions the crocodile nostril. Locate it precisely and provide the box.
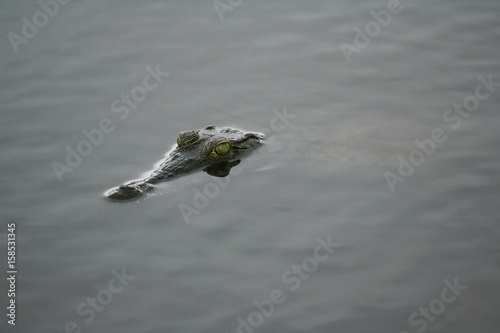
[244,133,264,140]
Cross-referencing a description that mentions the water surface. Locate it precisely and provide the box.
[0,1,499,332]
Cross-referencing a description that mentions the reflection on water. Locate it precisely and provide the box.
[1,1,500,333]
[204,160,241,177]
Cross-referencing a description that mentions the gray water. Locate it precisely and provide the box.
[1,1,499,332]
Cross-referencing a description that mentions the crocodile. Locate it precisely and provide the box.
[106,125,264,202]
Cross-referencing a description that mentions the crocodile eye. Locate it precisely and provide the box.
[215,142,231,156]
[178,131,199,146]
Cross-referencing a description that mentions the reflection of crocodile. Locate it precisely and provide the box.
[106,125,264,202]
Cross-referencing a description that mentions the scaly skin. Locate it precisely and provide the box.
[106,125,264,202]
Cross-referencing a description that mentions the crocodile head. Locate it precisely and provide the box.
[106,125,264,202]
[163,125,264,179]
